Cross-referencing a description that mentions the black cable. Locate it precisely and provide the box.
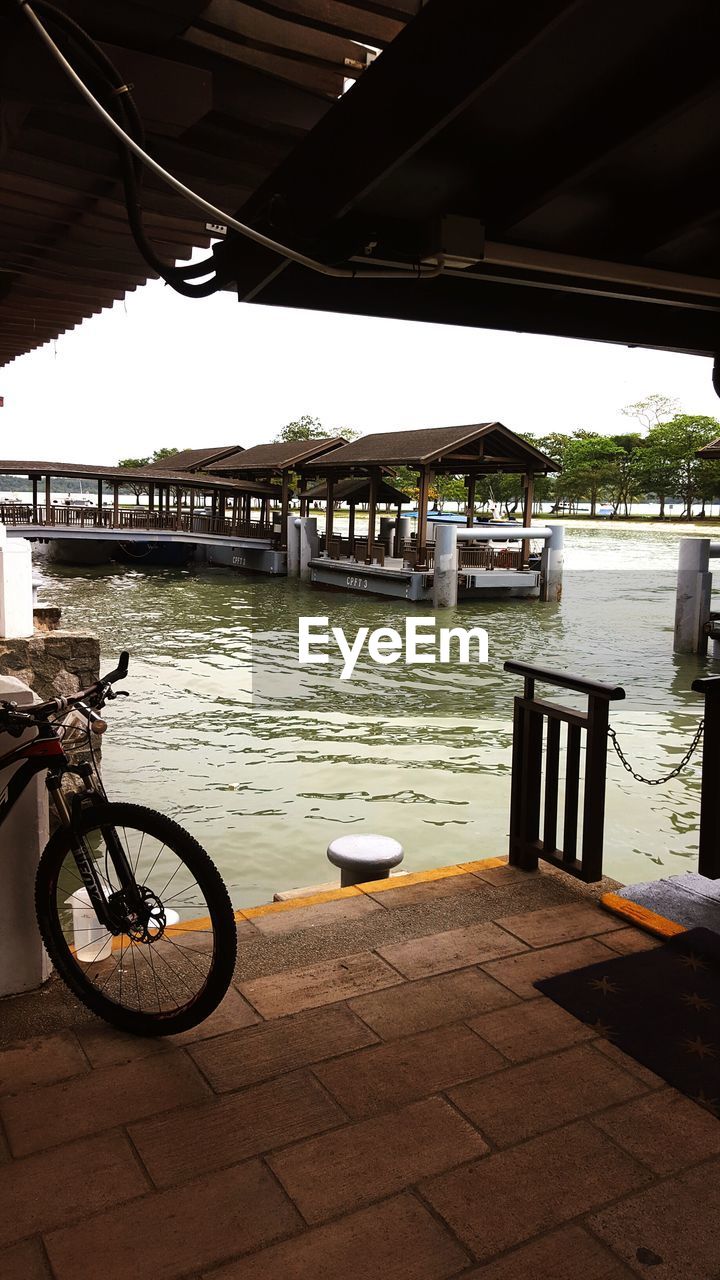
[32,1,222,295]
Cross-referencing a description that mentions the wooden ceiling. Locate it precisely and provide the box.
[0,0,418,366]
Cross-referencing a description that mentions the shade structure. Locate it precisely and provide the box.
[305,423,558,475]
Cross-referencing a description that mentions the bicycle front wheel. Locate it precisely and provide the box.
[35,802,237,1035]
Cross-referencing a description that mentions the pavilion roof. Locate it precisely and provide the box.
[697,438,720,460]
[213,438,348,473]
[302,423,559,474]
[0,459,275,494]
[143,446,242,472]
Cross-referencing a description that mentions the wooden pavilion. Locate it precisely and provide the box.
[212,438,347,546]
[302,423,558,566]
[0,459,274,537]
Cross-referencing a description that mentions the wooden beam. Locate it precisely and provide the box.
[112,482,119,527]
[367,469,378,561]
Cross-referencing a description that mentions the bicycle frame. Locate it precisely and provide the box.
[0,719,141,931]
[0,720,66,827]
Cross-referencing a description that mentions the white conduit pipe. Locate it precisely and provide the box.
[455,526,552,542]
[18,1,444,283]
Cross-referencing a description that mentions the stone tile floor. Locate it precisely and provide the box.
[0,861,718,1280]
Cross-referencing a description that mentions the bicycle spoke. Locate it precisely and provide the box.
[53,820,222,1020]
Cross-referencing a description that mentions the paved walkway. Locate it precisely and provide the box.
[1,860,718,1280]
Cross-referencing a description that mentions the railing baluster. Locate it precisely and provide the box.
[543,716,561,853]
[563,722,581,865]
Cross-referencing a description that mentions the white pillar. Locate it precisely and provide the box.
[299,518,318,582]
[432,523,458,609]
[539,523,564,602]
[0,675,51,997]
[0,526,34,638]
[674,538,712,654]
[287,516,300,578]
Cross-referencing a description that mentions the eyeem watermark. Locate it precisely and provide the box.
[298,616,489,681]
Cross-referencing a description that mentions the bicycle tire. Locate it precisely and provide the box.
[35,802,237,1036]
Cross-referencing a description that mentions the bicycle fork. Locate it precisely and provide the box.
[47,771,143,934]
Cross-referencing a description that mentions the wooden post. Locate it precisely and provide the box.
[45,475,52,525]
[175,487,182,531]
[581,693,610,883]
[261,496,268,527]
[521,472,534,566]
[348,499,356,550]
[31,477,38,523]
[280,473,290,548]
[189,488,195,528]
[148,483,155,515]
[112,482,119,527]
[466,473,476,527]
[96,479,102,526]
[326,474,335,542]
[692,677,720,879]
[367,470,378,562]
[417,467,429,564]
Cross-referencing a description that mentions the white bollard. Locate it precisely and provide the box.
[299,518,318,581]
[674,538,712,654]
[432,523,458,608]
[0,526,34,638]
[539,523,565,602]
[327,833,404,887]
[0,674,51,997]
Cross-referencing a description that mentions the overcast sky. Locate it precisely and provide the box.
[1,266,718,465]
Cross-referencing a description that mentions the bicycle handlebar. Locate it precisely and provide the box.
[0,650,130,731]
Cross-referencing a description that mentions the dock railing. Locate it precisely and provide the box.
[691,675,720,879]
[504,661,625,882]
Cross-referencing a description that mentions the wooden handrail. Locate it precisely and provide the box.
[504,660,625,701]
[505,661,624,882]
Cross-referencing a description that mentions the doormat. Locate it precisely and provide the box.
[602,873,720,938]
[535,927,720,1115]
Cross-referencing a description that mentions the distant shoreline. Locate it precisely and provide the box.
[538,515,720,533]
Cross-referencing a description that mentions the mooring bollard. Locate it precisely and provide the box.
[327,833,404,887]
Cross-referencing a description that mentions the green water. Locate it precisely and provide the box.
[34,525,719,907]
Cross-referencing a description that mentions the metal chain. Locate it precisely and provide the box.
[607,720,704,786]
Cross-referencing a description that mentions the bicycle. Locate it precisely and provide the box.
[0,652,237,1035]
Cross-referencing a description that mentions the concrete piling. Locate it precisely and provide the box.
[539,524,564,602]
[674,538,714,655]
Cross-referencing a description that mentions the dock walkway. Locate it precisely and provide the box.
[0,860,717,1279]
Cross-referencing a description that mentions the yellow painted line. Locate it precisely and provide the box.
[600,892,687,938]
[456,856,507,873]
[241,885,361,918]
[357,864,465,894]
[93,857,511,954]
